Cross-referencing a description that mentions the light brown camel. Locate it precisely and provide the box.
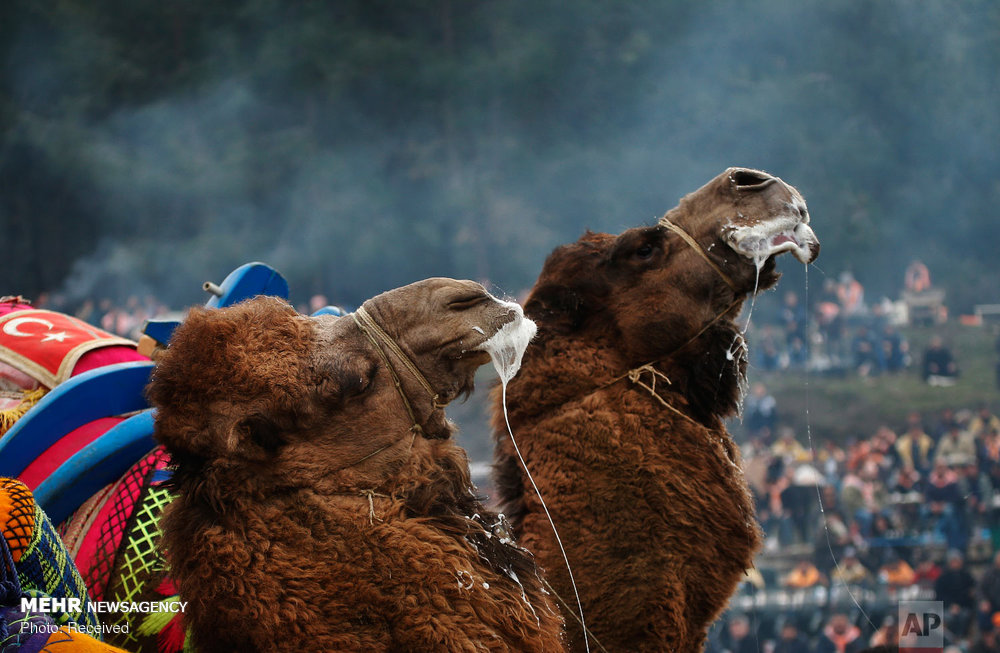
[149,281,565,652]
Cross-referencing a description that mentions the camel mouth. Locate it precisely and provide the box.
[724,211,820,266]
[477,299,537,385]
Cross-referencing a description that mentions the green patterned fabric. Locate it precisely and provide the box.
[16,501,101,632]
[114,484,171,605]
[103,483,173,648]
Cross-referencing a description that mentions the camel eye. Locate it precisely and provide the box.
[635,243,655,259]
[448,294,489,310]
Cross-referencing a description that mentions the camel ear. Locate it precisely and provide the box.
[527,236,610,334]
[237,414,285,452]
[220,347,378,456]
[218,412,289,458]
[312,350,379,406]
[525,282,597,333]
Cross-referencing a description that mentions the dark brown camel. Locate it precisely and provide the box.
[492,168,820,652]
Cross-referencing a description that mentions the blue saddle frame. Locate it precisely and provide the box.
[34,410,157,526]
[1,262,292,522]
[204,262,290,309]
[0,361,154,478]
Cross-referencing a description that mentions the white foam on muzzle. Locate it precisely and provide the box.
[477,299,537,384]
[478,298,591,653]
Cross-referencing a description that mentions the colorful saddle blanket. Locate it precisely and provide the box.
[61,448,185,653]
[0,300,151,491]
[0,477,128,652]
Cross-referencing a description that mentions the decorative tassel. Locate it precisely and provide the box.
[0,388,47,436]
[157,614,187,653]
[137,596,187,653]
[182,625,197,653]
[136,597,179,636]
[155,578,178,597]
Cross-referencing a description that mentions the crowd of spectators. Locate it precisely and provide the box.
[753,285,917,379]
[710,261,1000,651]
[30,292,173,341]
[711,402,1000,651]
[751,264,962,385]
[29,291,339,342]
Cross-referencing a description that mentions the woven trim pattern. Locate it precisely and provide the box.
[0,479,34,564]
[114,485,171,605]
[82,449,165,601]
[16,503,100,631]
[58,482,114,558]
[103,484,172,647]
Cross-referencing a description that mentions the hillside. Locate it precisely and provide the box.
[454,322,1000,464]
[733,322,999,443]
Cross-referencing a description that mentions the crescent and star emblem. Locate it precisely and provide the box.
[2,316,73,343]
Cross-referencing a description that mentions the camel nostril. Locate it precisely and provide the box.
[730,168,775,189]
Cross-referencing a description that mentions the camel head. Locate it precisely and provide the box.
[150,281,534,489]
[525,167,819,376]
[356,277,536,413]
[666,167,819,289]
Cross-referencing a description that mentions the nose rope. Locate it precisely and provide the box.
[601,215,748,417]
[599,295,741,425]
[659,214,738,292]
[352,306,447,440]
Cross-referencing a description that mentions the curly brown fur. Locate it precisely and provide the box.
[492,168,819,651]
[149,283,564,652]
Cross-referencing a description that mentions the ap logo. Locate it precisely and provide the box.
[899,601,944,653]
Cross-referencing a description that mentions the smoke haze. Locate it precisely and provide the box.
[3,0,998,314]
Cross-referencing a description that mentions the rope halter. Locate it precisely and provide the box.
[658,214,738,292]
[601,215,746,418]
[351,305,448,438]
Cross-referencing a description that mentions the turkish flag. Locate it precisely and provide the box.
[0,309,137,388]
